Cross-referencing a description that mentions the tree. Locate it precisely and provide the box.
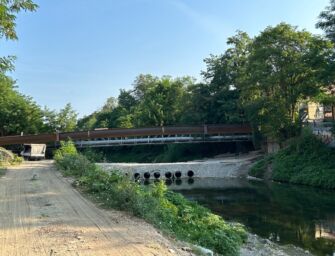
[101,97,117,112]
[317,0,335,43]
[0,74,43,136]
[240,23,334,141]
[0,0,41,136]
[43,103,78,132]
[189,32,251,124]
[133,76,190,127]
[0,0,38,72]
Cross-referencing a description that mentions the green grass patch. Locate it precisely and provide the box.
[55,141,247,255]
[249,130,335,189]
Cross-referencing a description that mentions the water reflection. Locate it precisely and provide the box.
[142,178,335,255]
[172,178,335,256]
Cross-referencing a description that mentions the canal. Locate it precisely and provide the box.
[167,178,335,256]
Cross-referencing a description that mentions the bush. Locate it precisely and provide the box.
[249,131,335,189]
[0,147,23,167]
[80,148,105,162]
[54,142,247,255]
[249,155,273,178]
[54,140,77,162]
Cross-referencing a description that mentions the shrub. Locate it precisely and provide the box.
[249,155,273,178]
[0,147,23,167]
[80,148,105,162]
[54,142,247,255]
[54,140,77,162]
[249,131,335,189]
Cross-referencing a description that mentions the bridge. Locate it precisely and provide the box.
[0,124,252,147]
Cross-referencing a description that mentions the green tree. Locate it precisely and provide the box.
[133,76,190,127]
[317,0,335,43]
[43,103,78,132]
[0,74,43,136]
[0,0,41,136]
[0,0,38,72]
[240,23,334,141]
[185,32,251,124]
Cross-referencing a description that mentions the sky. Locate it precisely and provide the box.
[0,0,330,117]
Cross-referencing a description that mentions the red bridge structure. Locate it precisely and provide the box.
[0,124,252,147]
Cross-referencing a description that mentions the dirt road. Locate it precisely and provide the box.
[0,161,190,256]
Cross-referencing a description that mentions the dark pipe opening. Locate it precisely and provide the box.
[176,179,182,185]
[187,170,194,177]
[175,171,182,179]
[165,179,172,186]
[165,172,172,179]
[134,173,140,180]
[144,172,150,179]
[154,172,160,179]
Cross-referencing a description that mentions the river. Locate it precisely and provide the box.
[166,178,335,256]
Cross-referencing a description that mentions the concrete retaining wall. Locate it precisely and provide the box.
[97,158,253,180]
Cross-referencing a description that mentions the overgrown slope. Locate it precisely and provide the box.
[55,141,247,255]
[249,131,335,189]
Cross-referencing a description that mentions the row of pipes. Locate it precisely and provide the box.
[133,170,195,180]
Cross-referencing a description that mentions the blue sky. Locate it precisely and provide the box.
[0,0,330,116]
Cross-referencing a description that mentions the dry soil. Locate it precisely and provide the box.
[0,161,191,256]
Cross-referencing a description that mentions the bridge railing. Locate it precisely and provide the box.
[0,124,252,146]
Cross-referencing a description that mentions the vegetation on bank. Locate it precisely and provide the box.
[249,131,335,189]
[0,147,23,166]
[54,141,247,255]
[0,147,23,175]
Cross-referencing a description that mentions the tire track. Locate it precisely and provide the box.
[0,161,189,256]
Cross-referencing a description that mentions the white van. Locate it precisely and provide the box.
[21,144,46,160]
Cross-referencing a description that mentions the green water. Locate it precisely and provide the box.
[169,178,335,256]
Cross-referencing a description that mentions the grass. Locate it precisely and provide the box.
[0,147,23,175]
[249,130,335,189]
[55,141,247,255]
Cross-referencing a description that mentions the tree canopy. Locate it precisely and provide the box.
[239,23,334,140]
[317,0,335,43]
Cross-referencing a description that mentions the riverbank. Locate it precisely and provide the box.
[55,141,247,255]
[241,234,313,256]
[249,131,335,189]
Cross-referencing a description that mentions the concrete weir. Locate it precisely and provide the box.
[97,154,258,180]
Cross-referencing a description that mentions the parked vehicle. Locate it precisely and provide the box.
[21,144,46,160]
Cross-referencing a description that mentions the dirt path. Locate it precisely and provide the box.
[0,161,190,256]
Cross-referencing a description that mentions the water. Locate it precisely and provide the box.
[167,178,335,256]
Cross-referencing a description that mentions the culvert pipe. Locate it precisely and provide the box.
[144,172,150,179]
[154,172,160,179]
[187,170,194,177]
[175,171,182,179]
[165,172,172,179]
[134,173,141,180]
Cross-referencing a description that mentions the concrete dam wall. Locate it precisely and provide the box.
[97,154,257,180]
